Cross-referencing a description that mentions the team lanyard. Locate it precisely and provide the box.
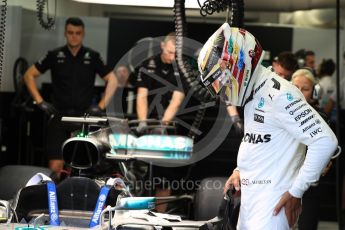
[25,173,60,226]
[89,178,128,228]
[46,181,60,226]
[89,185,111,228]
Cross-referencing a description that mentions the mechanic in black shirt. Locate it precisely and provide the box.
[136,32,185,212]
[24,17,117,176]
[136,32,185,123]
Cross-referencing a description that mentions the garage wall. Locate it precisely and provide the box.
[0,6,22,92]
[20,9,109,89]
[292,26,344,75]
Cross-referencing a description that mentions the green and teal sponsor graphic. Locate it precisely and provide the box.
[109,133,137,150]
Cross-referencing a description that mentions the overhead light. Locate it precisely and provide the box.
[72,0,202,9]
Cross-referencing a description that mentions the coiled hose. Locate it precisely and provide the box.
[36,0,56,30]
[173,0,244,138]
[198,0,228,16]
[0,0,7,90]
[198,0,244,25]
[174,0,213,139]
[229,0,244,27]
[11,57,32,111]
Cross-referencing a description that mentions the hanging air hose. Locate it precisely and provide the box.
[174,0,212,139]
[0,0,7,91]
[13,57,28,92]
[36,0,56,30]
[11,58,33,112]
[173,0,244,138]
[174,0,211,101]
[229,0,244,27]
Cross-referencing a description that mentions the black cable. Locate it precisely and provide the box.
[174,0,213,138]
[198,0,244,28]
[13,57,28,92]
[36,0,56,30]
[0,0,7,90]
[229,0,244,28]
[199,0,230,17]
[335,0,342,228]
[11,57,33,114]
[174,0,245,139]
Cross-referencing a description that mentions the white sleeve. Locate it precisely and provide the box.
[273,90,338,198]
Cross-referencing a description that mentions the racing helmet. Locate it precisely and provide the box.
[198,23,264,106]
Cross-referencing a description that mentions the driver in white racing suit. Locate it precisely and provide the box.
[197,23,338,229]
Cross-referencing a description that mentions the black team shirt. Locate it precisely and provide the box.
[136,55,185,119]
[35,45,112,113]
